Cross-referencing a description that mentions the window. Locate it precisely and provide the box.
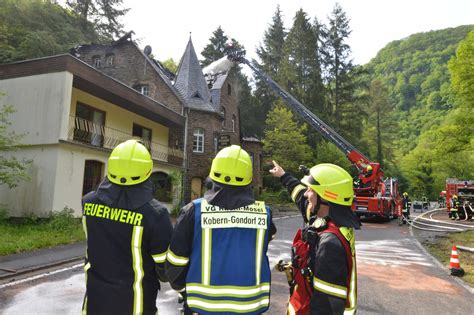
[221,107,226,127]
[213,132,219,154]
[227,83,232,95]
[134,84,149,96]
[106,53,114,66]
[74,103,105,147]
[132,123,152,150]
[82,160,103,196]
[232,115,236,132]
[193,128,204,153]
[92,55,102,68]
[150,172,172,202]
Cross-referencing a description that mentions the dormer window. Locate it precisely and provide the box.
[192,92,202,100]
[106,53,114,66]
[92,55,102,68]
[134,84,149,96]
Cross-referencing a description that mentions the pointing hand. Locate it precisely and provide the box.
[269,160,285,178]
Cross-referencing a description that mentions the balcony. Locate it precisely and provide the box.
[67,116,184,166]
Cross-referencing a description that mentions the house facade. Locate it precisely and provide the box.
[0,55,185,217]
[74,34,262,203]
[0,33,264,217]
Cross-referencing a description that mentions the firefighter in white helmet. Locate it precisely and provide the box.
[270,160,360,315]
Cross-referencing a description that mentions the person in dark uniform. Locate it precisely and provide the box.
[402,192,410,223]
[451,195,460,220]
[81,139,173,315]
[166,145,276,315]
[270,161,360,315]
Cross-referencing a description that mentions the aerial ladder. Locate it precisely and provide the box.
[204,48,402,219]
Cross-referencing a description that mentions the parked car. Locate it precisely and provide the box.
[413,201,423,212]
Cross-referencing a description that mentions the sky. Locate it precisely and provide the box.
[122,0,473,67]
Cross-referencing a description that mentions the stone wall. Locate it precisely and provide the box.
[75,41,183,114]
[242,140,264,194]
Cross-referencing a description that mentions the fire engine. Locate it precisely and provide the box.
[445,178,474,220]
[203,49,402,220]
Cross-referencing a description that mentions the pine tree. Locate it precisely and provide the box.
[66,0,129,40]
[320,3,364,145]
[279,10,321,105]
[201,26,230,66]
[251,5,287,137]
[277,9,325,149]
[364,79,397,167]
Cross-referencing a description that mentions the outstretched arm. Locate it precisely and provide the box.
[269,161,309,222]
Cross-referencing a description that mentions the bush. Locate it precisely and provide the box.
[278,189,291,203]
[48,207,78,231]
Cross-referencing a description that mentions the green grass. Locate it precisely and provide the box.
[423,231,474,285]
[0,208,85,256]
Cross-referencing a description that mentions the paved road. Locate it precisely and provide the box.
[1,213,472,314]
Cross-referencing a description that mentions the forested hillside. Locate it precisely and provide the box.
[364,26,474,198]
[0,0,127,63]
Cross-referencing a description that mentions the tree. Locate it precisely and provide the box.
[0,95,31,188]
[263,105,312,174]
[251,5,287,137]
[363,79,397,167]
[0,0,102,63]
[448,30,474,109]
[279,9,323,113]
[200,26,243,67]
[256,5,286,75]
[66,0,129,40]
[161,58,178,74]
[320,3,364,145]
[277,9,325,150]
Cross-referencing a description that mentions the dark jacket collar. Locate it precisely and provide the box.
[203,179,255,209]
[94,177,154,209]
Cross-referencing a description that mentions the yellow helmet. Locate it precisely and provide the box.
[209,145,252,186]
[301,163,354,206]
[107,140,153,186]
[453,195,458,199]
[403,192,408,197]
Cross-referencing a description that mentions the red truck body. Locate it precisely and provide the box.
[445,178,474,219]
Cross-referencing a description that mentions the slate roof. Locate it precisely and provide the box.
[208,72,229,108]
[174,38,217,112]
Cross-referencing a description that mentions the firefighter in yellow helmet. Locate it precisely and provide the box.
[270,161,360,315]
[166,145,276,314]
[451,195,460,220]
[81,140,173,314]
[402,192,410,224]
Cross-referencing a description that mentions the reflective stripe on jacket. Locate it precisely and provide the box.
[185,198,272,314]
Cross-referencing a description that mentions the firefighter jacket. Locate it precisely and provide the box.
[281,173,358,315]
[81,177,173,315]
[402,197,410,213]
[451,198,460,211]
[166,181,276,314]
